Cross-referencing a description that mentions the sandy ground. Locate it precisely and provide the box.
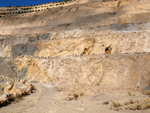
[0,83,150,113]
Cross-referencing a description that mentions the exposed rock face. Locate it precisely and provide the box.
[1,30,150,58]
[0,58,16,95]
[0,81,34,106]
[13,53,150,88]
[0,0,150,96]
[11,44,38,57]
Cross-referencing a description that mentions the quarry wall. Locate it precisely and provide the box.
[0,0,150,95]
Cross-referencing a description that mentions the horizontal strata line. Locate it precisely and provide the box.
[1,30,150,40]
[1,7,150,26]
[1,11,150,29]
[1,21,150,32]
[1,2,150,23]
[1,7,150,27]
[0,1,150,19]
[1,52,150,60]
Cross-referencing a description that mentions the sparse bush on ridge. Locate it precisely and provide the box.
[0,0,76,16]
[73,93,79,100]
[111,98,150,111]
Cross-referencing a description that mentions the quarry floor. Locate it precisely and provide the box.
[0,83,150,113]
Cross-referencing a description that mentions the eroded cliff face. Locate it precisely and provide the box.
[0,0,150,96]
[1,30,150,58]
[13,53,150,89]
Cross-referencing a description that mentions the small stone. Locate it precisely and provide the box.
[3,82,14,94]
[31,89,36,93]
[20,89,26,95]
[20,79,26,84]
[0,94,8,101]
[8,94,14,100]
[65,96,74,101]
[103,101,109,105]
[16,89,22,96]
[25,88,31,95]
[0,94,8,105]
[25,82,31,86]
[13,92,20,98]
[115,108,120,111]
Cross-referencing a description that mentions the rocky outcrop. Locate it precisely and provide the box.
[0,0,150,102]
[13,53,150,89]
[0,81,34,107]
[0,57,35,104]
[1,30,150,58]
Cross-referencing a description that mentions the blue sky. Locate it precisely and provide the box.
[0,0,64,7]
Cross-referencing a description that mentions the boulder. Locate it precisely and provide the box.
[3,82,14,94]
[12,92,20,98]
[0,94,8,105]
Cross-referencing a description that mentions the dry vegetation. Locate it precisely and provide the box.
[110,91,150,111]
[0,0,76,17]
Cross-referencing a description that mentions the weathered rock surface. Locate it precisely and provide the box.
[13,53,150,89]
[0,0,150,90]
[0,0,150,110]
[0,81,34,107]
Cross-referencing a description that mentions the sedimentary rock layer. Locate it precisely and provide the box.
[1,30,150,58]
[0,0,150,95]
[13,53,150,89]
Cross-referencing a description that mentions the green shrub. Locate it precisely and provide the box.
[73,93,79,100]
[129,98,134,104]
[128,92,131,96]
[112,101,121,108]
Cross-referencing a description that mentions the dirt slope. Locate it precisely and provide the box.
[1,0,150,112]
[0,83,150,113]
